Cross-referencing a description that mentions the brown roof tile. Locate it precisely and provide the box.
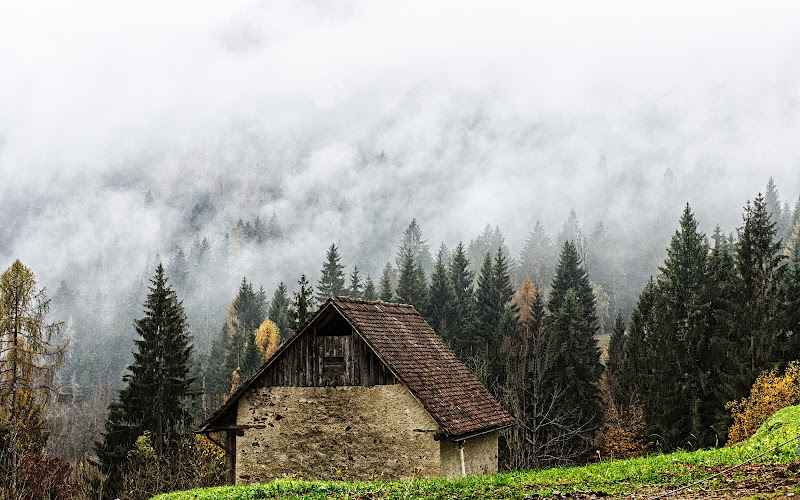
[331,297,514,438]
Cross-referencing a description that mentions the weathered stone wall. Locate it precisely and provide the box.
[236,384,442,484]
[439,431,499,478]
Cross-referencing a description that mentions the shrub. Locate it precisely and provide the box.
[726,361,800,444]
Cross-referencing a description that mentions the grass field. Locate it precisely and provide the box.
[154,405,800,499]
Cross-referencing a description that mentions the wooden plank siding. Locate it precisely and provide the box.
[256,311,396,388]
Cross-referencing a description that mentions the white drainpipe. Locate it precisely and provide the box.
[458,440,466,477]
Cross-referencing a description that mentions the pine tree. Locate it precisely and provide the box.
[396,219,433,275]
[651,204,715,448]
[472,248,514,390]
[348,265,363,298]
[362,274,377,301]
[378,263,395,302]
[166,248,189,292]
[449,242,475,359]
[731,194,786,383]
[97,264,199,493]
[268,283,292,340]
[764,177,785,238]
[607,311,626,379]
[518,220,556,292]
[395,249,428,311]
[317,244,346,302]
[427,248,455,344]
[291,275,315,329]
[224,278,266,380]
[543,241,603,459]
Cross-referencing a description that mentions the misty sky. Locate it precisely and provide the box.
[2,0,800,297]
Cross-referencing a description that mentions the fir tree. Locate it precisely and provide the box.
[427,248,455,344]
[348,265,363,298]
[317,244,346,302]
[224,278,266,379]
[291,275,315,329]
[607,310,626,379]
[268,282,292,340]
[543,241,603,459]
[378,263,395,302]
[396,219,433,275]
[731,194,786,383]
[362,274,377,301]
[449,242,475,359]
[518,220,556,292]
[97,264,199,493]
[395,249,428,311]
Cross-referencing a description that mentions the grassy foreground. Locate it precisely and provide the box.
[154,405,800,500]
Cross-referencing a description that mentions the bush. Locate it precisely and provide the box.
[118,432,225,500]
[725,361,800,444]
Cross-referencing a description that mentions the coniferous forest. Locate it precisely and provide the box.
[2,173,800,498]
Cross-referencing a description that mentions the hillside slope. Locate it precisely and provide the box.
[154,405,800,499]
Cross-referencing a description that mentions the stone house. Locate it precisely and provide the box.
[197,297,514,484]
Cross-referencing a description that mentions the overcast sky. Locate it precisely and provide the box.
[2,0,799,295]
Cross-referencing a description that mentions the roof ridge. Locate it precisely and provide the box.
[331,296,414,308]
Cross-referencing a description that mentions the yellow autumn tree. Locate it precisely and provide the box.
[515,277,537,323]
[726,361,800,444]
[255,318,282,360]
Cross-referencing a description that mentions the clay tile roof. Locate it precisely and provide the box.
[330,297,514,438]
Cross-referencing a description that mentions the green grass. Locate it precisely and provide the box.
[154,405,800,500]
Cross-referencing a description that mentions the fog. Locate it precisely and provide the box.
[2,0,799,351]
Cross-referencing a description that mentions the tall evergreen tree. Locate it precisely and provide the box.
[291,275,315,329]
[268,282,292,340]
[396,219,433,275]
[348,265,363,298]
[316,243,346,302]
[395,248,428,311]
[472,248,514,389]
[518,220,556,292]
[543,241,603,459]
[607,310,626,379]
[650,204,715,448]
[97,264,198,493]
[362,274,377,301]
[731,194,786,384]
[764,177,785,238]
[378,263,395,302]
[449,242,475,359]
[427,248,455,343]
[224,278,266,379]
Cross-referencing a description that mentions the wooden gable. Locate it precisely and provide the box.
[255,305,397,388]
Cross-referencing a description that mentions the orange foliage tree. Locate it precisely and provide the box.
[725,361,800,444]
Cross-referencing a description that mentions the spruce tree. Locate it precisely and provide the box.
[396,249,427,311]
[291,275,315,329]
[97,264,198,493]
[348,265,362,298]
[427,248,455,343]
[316,243,346,302]
[449,242,475,359]
[362,274,377,301]
[607,310,626,379]
[268,282,292,340]
[731,194,785,383]
[378,263,395,302]
[518,220,556,292]
[472,249,514,389]
[224,278,266,378]
[396,219,433,275]
[544,241,603,459]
